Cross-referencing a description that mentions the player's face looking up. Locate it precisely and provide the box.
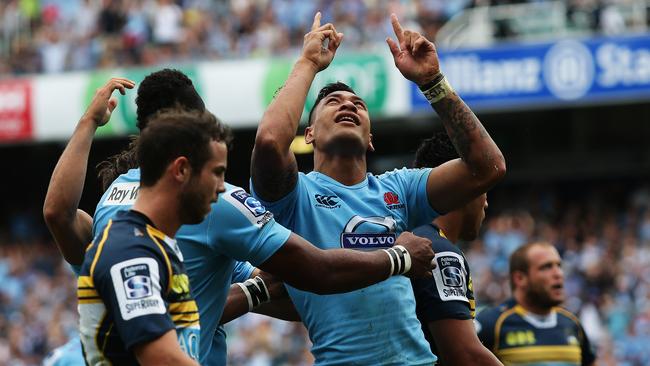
[459,193,488,241]
[179,141,227,224]
[522,245,565,308]
[305,91,373,155]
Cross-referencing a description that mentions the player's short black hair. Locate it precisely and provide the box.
[135,69,205,130]
[98,69,208,189]
[412,132,458,168]
[308,82,357,126]
[137,109,232,187]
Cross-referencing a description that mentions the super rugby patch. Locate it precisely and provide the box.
[110,257,165,320]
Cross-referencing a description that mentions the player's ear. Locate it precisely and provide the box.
[368,133,375,152]
[305,126,315,145]
[170,156,192,183]
[513,271,527,288]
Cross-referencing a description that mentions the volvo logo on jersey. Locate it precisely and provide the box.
[314,194,340,209]
[384,191,405,210]
[340,215,397,249]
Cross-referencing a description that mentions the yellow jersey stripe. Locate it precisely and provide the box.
[169,301,199,313]
[171,312,200,323]
[78,275,94,288]
[90,220,113,276]
[493,307,518,353]
[77,289,99,298]
[497,345,581,363]
[555,307,581,325]
[146,226,173,294]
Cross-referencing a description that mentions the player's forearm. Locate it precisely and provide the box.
[220,284,250,324]
[285,249,391,294]
[431,91,505,187]
[43,117,97,222]
[43,117,97,264]
[255,58,318,151]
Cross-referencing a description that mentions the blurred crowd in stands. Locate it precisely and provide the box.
[1,0,644,76]
[1,182,650,365]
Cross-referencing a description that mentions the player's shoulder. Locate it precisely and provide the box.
[375,167,429,181]
[477,299,518,324]
[554,306,582,326]
[93,211,165,271]
[213,183,274,229]
[412,224,461,254]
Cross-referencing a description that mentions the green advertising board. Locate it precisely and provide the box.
[263,54,389,122]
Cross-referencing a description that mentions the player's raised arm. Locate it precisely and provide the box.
[43,78,135,265]
[386,14,506,214]
[251,12,343,202]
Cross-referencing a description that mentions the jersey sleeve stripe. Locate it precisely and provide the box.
[90,220,113,277]
[146,226,173,294]
[496,345,581,363]
[169,300,199,314]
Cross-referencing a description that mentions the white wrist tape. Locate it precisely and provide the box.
[420,75,454,104]
[382,245,412,276]
[236,275,271,311]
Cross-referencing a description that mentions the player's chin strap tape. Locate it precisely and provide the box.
[236,276,271,311]
[382,245,412,276]
[419,73,454,105]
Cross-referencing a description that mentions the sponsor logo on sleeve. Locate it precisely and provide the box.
[110,257,166,320]
[222,188,273,228]
[433,251,469,303]
[103,182,140,206]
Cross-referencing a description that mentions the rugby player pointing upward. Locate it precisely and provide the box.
[251,13,505,365]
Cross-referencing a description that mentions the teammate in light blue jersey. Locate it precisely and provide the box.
[44,72,436,364]
[251,13,506,365]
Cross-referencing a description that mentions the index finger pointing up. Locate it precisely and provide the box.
[390,13,404,44]
[312,12,322,31]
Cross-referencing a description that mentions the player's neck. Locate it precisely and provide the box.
[314,152,367,186]
[132,187,182,238]
[514,291,553,315]
[433,213,461,243]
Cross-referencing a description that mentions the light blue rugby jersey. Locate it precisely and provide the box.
[92,168,289,365]
[252,168,438,366]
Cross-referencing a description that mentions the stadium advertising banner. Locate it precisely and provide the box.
[29,53,407,141]
[411,35,650,111]
[0,79,33,142]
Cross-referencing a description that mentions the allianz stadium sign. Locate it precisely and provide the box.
[411,34,650,112]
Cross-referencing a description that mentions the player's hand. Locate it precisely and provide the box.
[81,77,135,127]
[299,12,343,72]
[257,270,288,299]
[395,231,435,279]
[386,14,440,86]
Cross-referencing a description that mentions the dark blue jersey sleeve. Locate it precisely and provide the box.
[475,306,500,351]
[578,319,596,365]
[93,242,175,351]
[411,225,474,323]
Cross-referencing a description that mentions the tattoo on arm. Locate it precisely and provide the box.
[432,92,503,170]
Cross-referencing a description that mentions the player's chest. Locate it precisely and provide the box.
[295,186,409,250]
[499,319,580,348]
